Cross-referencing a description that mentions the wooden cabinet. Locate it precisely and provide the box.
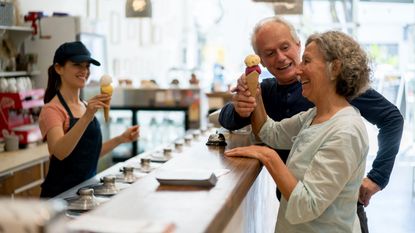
[0,174,13,194]
[0,144,49,197]
[0,159,48,198]
[14,185,41,197]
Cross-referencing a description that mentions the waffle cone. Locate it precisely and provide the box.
[246,71,259,97]
[103,100,110,122]
[100,84,113,123]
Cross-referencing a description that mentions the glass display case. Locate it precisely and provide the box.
[83,86,200,163]
[104,109,186,163]
[108,110,133,162]
[137,110,186,154]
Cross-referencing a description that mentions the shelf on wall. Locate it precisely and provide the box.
[0,25,33,50]
[0,25,32,32]
[0,71,40,77]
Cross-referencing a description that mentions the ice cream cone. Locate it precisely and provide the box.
[103,100,110,122]
[246,71,259,97]
[100,75,113,123]
[244,54,261,97]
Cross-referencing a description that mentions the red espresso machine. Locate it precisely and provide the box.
[0,89,44,147]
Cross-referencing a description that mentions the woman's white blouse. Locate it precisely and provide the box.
[259,106,369,233]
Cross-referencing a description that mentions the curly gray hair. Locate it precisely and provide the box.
[306,31,371,100]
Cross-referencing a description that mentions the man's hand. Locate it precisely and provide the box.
[359,177,381,207]
[231,74,257,118]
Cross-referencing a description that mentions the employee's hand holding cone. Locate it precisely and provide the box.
[100,74,113,122]
[244,54,261,97]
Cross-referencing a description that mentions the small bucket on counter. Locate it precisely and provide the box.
[4,134,19,151]
[2,129,20,151]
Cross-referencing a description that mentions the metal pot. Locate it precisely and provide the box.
[92,175,120,196]
[66,188,100,211]
[163,147,173,157]
[116,166,139,183]
[192,130,201,140]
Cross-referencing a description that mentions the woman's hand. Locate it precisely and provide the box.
[226,145,296,200]
[100,125,140,157]
[118,125,140,144]
[224,145,275,161]
[84,94,111,121]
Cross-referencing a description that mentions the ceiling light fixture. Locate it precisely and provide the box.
[125,0,152,18]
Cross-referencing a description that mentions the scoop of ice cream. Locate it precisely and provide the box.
[245,66,261,75]
[100,74,113,86]
[244,54,261,75]
[100,75,113,95]
[244,54,260,67]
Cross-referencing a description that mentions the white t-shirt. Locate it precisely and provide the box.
[259,106,368,233]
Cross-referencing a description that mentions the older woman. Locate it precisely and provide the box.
[225,31,371,233]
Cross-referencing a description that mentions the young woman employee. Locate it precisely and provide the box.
[39,41,139,198]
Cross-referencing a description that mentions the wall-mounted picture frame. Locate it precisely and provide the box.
[127,20,139,41]
[87,0,99,19]
[139,19,152,47]
[151,23,162,44]
[110,11,121,45]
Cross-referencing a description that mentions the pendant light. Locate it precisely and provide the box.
[125,0,152,18]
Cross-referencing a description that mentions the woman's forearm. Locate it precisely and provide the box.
[50,116,92,160]
[100,136,122,157]
[251,94,267,136]
[263,150,298,200]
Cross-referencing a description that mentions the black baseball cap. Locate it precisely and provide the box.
[53,41,101,66]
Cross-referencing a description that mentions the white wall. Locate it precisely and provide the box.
[358,2,415,44]
[16,0,415,89]
[17,0,188,88]
[15,0,280,90]
[16,0,87,19]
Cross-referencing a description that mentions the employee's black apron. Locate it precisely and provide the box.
[40,91,102,198]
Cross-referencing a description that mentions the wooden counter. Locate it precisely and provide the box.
[64,130,278,233]
[0,144,49,176]
[0,144,49,197]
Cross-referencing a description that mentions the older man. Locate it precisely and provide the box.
[219,16,403,233]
